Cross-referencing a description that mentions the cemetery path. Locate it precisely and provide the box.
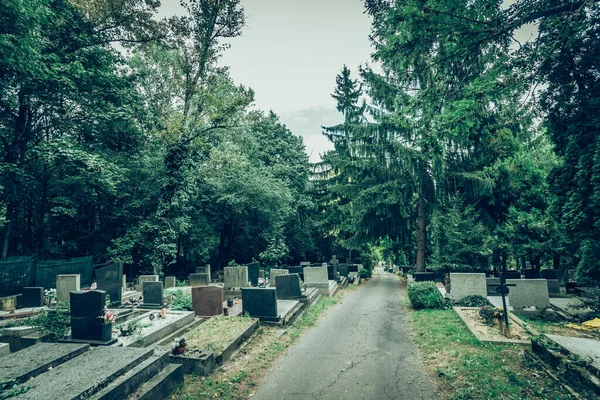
[252,268,438,400]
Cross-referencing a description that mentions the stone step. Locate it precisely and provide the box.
[0,342,89,383]
[12,346,154,400]
[88,351,169,400]
[128,364,183,400]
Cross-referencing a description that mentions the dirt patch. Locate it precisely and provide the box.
[456,307,533,343]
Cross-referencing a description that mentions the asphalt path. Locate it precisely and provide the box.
[253,268,438,400]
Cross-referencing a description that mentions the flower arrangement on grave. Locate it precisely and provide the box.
[44,288,56,306]
[98,306,116,325]
[172,337,187,355]
[479,306,504,326]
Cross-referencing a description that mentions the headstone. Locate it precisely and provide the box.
[0,343,9,357]
[18,287,44,308]
[414,272,435,282]
[337,263,349,277]
[303,266,328,285]
[196,264,211,281]
[259,270,265,279]
[142,281,163,308]
[241,288,277,318]
[191,285,223,317]
[136,274,158,292]
[70,290,106,341]
[522,268,538,279]
[165,276,176,289]
[275,274,303,298]
[507,279,550,310]
[95,262,123,305]
[503,270,521,280]
[122,275,127,291]
[269,269,289,287]
[286,266,303,276]
[330,255,339,280]
[189,273,209,287]
[247,262,260,286]
[540,269,558,280]
[547,279,561,295]
[347,265,359,274]
[224,266,249,289]
[56,274,80,303]
[449,273,487,300]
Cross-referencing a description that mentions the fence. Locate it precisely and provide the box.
[34,256,94,289]
[0,256,36,297]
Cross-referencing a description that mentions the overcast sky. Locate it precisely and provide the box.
[160,0,373,162]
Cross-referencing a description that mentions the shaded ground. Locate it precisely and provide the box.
[253,268,437,400]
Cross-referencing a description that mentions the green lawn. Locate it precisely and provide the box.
[410,309,573,400]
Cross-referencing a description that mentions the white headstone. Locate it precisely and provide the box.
[224,266,249,289]
[450,273,487,300]
[507,279,550,310]
[270,269,289,287]
[56,274,80,302]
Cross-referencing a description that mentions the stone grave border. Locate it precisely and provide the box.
[453,306,538,345]
[163,316,259,375]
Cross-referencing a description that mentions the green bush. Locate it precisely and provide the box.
[359,268,372,279]
[454,295,492,308]
[169,290,193,311]
[408,282,443,309]
[479,306,503,325]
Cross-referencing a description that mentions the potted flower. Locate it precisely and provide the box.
[98,306,116,341]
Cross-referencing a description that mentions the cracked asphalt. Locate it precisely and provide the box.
[252,268,438,400]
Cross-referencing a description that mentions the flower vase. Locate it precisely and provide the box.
[102,323,113,342]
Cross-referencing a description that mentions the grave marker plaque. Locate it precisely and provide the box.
[241,288,277,318]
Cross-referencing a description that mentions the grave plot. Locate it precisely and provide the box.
[0,343,182,400]
[116,310,195,347]
[155,315,258,375]
[275,273,321,307]
[241,288,303,326]
[531,334,600,398]
[453,307,538,344]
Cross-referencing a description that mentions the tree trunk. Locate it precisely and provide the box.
[416,186,426,272]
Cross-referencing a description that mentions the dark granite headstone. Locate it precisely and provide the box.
[95,262,123,305]
[192,285,223,317]
[18,287,44,308]
[503,270,521,279]
[288,266,303,280]
[337,263,349,277]
[142,281,163,308]
[348,265,359,274]
[247,262,260,286]
[70,290,106,341]
[275,274,303,299]
[522,268,538,279]
[241,288,277,318]
[540,269,557,280]
[414,272,435,282]
[189,273,209,287]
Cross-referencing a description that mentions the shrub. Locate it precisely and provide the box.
[359,268,372,279]
[479,306,503,325]
[454,295,492,308]
[408,282,443,309]
[169,290,193,311]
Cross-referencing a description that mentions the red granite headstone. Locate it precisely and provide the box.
[192,285,224,317]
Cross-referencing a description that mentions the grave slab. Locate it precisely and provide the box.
[11,346,153,400]
[546,334,600,373]
[224,266,249,289]
[118,310,195,347]
[56,274,80,303]
[450,273,487,300]
[275,274,303,298]
[0,343,8,357]
[192,285,224,317]
[96,262,123,305]
[0,342,89,383]
[269,269,289,287]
